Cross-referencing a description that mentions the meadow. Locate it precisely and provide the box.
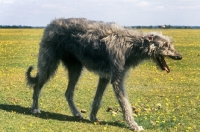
[0,28,199,132]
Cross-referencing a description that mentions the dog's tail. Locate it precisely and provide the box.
[26,66,38,86]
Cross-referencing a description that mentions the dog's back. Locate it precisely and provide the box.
[40,18,141,75]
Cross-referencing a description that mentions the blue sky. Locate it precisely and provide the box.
[0,0,200,26]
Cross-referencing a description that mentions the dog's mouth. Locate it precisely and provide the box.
[156,55,170,73]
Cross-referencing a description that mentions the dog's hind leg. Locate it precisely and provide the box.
[31,46,60,114]
[64,59,83,118]
[31,82,44,114]
[90,77,109,122]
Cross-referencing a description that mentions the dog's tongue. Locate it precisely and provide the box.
[161,58,170,73]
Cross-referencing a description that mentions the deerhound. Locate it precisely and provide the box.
[26,18,182,131]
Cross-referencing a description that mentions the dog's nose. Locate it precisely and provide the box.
[177,55,182,60]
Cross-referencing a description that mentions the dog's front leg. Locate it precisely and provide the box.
[111,73,144,131]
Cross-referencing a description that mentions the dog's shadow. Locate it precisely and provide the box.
[0,104,127,129]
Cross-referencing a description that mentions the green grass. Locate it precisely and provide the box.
[0,29,200,132]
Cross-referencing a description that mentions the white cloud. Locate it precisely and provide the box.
[172,5,200,10]
[137,1,150,7]
[121,0,138,3]
[0,0,200,26]
[155,6,165,11]
[0,0,14,4]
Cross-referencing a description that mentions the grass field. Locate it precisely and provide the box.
[0,29,200,132]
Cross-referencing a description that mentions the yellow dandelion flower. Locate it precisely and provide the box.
[172,116,177,121]
[156,120,159,124]
[187,127,192,130]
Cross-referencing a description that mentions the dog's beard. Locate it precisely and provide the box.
[156,55,170,73]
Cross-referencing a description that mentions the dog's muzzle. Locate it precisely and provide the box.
[169,55,182,60]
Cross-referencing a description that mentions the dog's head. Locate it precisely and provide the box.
[143,33,182,73]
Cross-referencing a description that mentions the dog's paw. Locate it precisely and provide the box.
[130,125,144,131]
[136,126,144,131]
[31,108,41,114]
[90,114,99,122]
[74,113,83,119]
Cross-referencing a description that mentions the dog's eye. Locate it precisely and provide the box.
[163,42,169,47]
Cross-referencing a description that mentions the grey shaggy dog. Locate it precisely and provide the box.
[26,18,182,131]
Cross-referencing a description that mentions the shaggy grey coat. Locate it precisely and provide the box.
[26,18,182,131]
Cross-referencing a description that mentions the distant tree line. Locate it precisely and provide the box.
[127,25,200,29]
[0,25,44,28]
[1,25,200,29]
